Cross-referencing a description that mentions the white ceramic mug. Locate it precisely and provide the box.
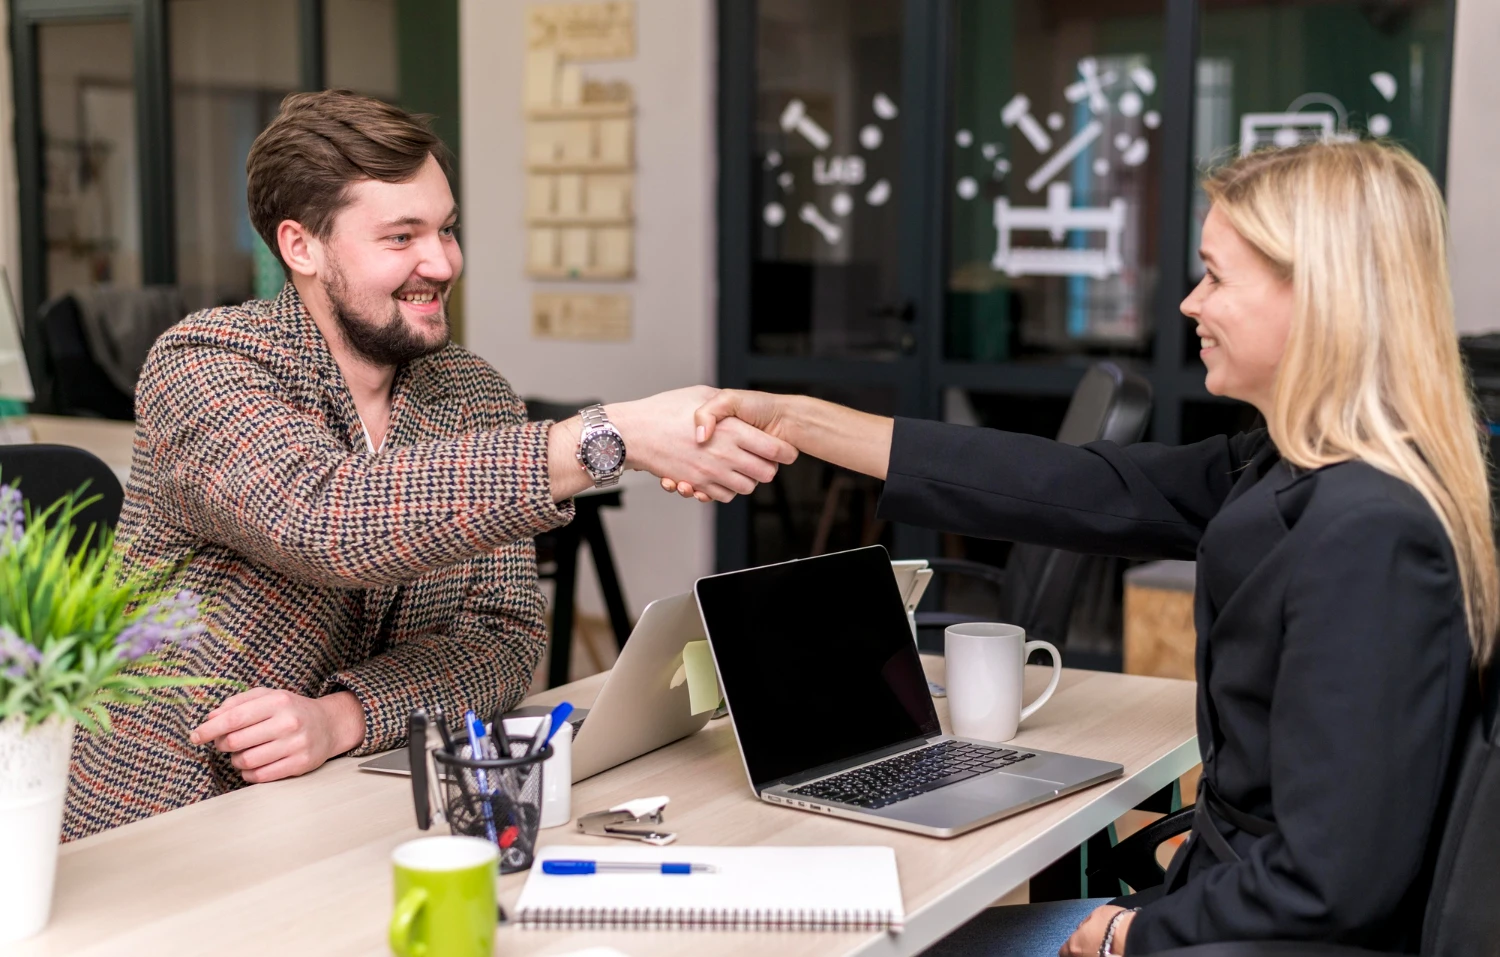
[944,622,1062,742]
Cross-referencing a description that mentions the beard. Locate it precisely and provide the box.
[323,259,451,367]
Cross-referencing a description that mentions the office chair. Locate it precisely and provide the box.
[0,444,124,554]
[914,362,1153,652]
[28,294,136,420]
[1095,655,1498,956]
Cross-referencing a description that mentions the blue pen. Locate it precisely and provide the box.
[525,701,574,756]
[464,710,499,844]
[542,860,717,875]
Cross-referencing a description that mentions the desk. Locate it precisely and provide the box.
[16,657,1197,956]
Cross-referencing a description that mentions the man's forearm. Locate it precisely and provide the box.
[784,395,894,480]
[547,414,595,501]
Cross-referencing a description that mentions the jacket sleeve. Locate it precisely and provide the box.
[321,537,549,754]
[877,418,1264,560]
[136,326,574,589]
[1127,502,1464,952]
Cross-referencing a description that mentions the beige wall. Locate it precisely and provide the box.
[459,0,718,618]
[1449,0,1500,334]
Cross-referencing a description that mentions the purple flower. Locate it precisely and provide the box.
[114,590,207,662]
[0,484,23,550]
[0,625,41,679]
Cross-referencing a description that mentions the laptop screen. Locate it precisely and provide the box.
[695,546,940,790]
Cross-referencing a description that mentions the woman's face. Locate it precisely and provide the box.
[1180,206,1295,415]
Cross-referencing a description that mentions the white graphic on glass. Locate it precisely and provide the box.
[956,177,979,200]
[764,150,782,169]
[956,129,974,147]
[1001,94,1052,153]
[1114,132,1132,151]
[1121,139,1149,166]
[992,158,1011,177]
[1239,111,1335,156]
[1093,158,1110,176]
[830,192,853,217]
[779,99,831,151]
[1046,112,1064,131]
[1067,58,1112,114]
[777,171,794,191]
[860,124,883,150]
[982,143,999,160]
[1370,72,1398,102]
[873,93,899,120]
[866,179,891,206]
[813,155,865,185]
[993,182,1127,279]
[1119,90,1143,118]
[1129,66,1157,96]
[1144,111,1161,130]
[1369,114,1391,136]
[763,202,785,226]
[1027,120,1103,193]
[799,203,842,244]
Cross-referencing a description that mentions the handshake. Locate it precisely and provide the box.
[552,386,797,504]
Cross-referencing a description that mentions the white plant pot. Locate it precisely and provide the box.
[0,715,75,943]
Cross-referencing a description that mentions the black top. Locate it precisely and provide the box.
[879,420,1472,953]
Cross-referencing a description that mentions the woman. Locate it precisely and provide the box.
[668,142,1492,954]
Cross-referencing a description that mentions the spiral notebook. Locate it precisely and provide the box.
[515,845,905,931]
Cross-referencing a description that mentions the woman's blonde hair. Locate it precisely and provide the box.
[1204,141,1496,664]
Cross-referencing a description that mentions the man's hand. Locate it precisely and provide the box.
[189,688,367,784]
[609,387,798,503]
[1061,904,1133,956]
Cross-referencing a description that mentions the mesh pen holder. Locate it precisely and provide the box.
[433,742,553,874]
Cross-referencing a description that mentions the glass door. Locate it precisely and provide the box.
[719,0,945,569]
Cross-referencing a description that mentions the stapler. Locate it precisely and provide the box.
[576,795,676,846]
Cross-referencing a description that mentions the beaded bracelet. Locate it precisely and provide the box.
[1099,907,1141,957]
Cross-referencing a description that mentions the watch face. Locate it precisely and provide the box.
[582,430,625,473]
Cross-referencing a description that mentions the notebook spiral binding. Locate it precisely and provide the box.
[517,905,902,931]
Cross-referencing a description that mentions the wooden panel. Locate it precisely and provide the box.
[527,2,636,60]
[532,292,631,341]
[592,226,633,276]
[1123,584,1196,681]
[596,117,632,166]
[526,228,559,273]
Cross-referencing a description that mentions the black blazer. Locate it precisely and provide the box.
[879,420,1473,953]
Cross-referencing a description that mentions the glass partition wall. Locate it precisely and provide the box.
[718,0,1455,641]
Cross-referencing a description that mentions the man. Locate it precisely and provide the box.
[63,91,793,840]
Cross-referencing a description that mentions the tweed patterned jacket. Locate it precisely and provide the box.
[64,284,573,841]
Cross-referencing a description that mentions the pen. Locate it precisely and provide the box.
[432,706,456,755]
[524,701,573,756]
[464,710,499,843]
[542,860,717,875]
[407,709,431,830]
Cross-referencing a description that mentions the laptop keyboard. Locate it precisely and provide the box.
[787,741,1036,810]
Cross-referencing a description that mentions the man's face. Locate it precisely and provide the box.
[318,154,463,367]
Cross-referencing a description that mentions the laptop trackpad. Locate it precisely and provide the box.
[871,772,1058,828]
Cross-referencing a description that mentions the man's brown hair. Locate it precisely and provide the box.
[246,90,452,276]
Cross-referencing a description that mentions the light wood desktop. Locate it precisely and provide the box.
[16,656,1197,957]
[22,415,136,485]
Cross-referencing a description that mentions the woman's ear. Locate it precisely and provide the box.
[276,220,320,279]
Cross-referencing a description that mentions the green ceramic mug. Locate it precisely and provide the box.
[389,835,498,957]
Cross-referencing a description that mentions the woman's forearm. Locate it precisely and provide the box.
[783,395,894,480]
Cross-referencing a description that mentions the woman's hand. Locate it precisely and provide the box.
[1060,905,1134,956]
[660,390,800,501]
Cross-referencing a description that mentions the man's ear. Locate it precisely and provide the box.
[276,220,321,279]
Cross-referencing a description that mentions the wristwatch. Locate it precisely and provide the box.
[575,404,626,488]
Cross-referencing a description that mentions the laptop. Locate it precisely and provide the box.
[358,591,713,781]
[694,545,1123,839]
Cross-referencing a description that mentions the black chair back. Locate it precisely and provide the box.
[914,363,1151,650]
[0,444,124,553]
[1421,658,1500,955]
[32,295,135,420]
[997,363,1152,645]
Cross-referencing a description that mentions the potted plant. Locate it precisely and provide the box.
[0,483,222,943]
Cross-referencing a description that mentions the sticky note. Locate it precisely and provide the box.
[681,640,720,715]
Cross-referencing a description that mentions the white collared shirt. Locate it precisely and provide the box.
[358,417,385,454]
